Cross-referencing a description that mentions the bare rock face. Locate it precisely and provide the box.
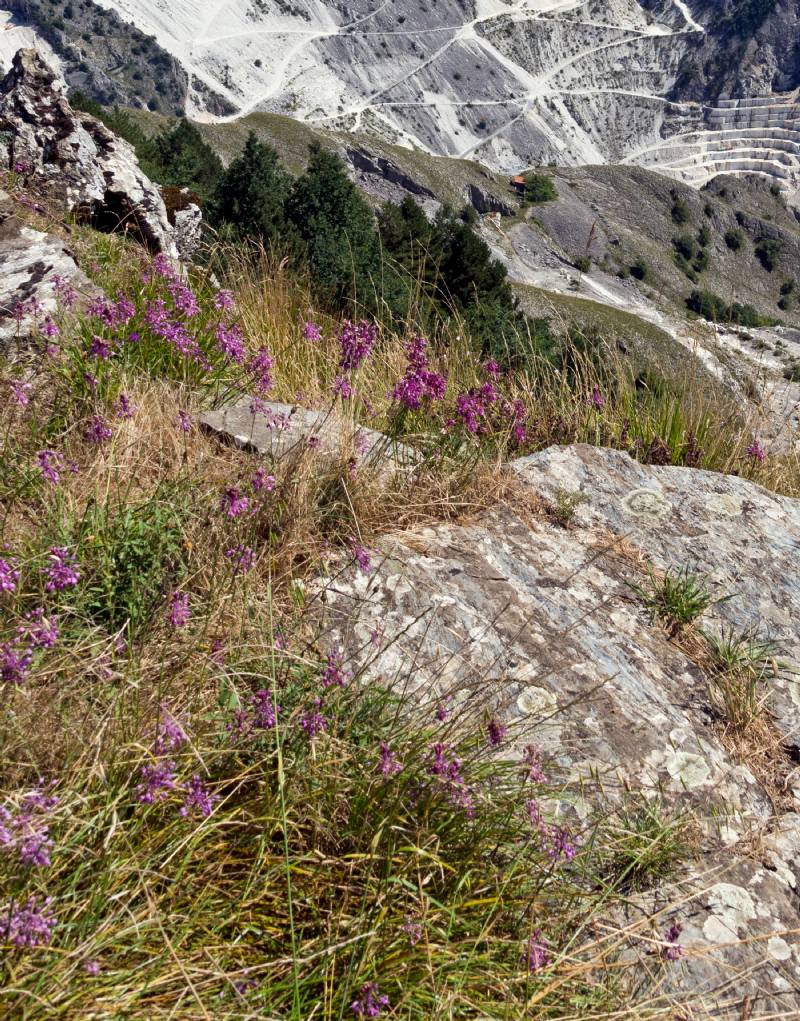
[318,444,800,1016]
[200,398,416,469]
[0,49,177,257]
[0,188,97,347]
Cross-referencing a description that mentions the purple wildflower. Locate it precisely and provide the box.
[88,335,113,361]
[523,930,550,973]
[339,320,377,372]
[219,486,250,518]
[547,825,577,863]
[251,467,275,493]
[114,393,138,420]
[350,539,373,574]
[83,959,101,976]
[153,703,190,755]
[522,745,546,783]
[391,335,447,410]
[248,346,275,395]
[251,689,278,730]
[85,415,113,444]
[0,557,20,593]
[169,279,200,318]
[350,982,389,1018]
[179,775,218,818]
[177,410,193,433]
[0,641,33,685]
[300,698,328,738]
[214,289,235,311]
[36,450,63,486]
[378,742,402,776]
[746,439,766,462]
[225,544,257,574]
[52,275,78,309]
[2,896,56,948]
[168,591,191,630]
[18,608,59,649]
[487,718,508,747]
[588,385,606,410]
[136,761,178,804]
[428,743,475,817]
[401,918,423,946]
[661,921,684,961]
[215,321,246,363]
[333,374,352,399]
[40,317,59,338]
[11,381,31,407]
[43,548,80,592]
[321,651,350,688]
[303,321,322,341]
[83,372,99,391]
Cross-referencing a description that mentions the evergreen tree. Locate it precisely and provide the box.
[207,132,291,243]
[141,120,224,200]
[284,144,381,302]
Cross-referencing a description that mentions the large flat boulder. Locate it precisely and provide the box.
[318,444,800,1016]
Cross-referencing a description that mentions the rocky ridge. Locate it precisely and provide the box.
[44,0,800,199]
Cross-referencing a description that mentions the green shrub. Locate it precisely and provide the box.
[724,228,744,251]
[629,257,651,282]
[523,173,558,204]
[670,197,690,225]
[755,238,783,272]
[574,255,591,273]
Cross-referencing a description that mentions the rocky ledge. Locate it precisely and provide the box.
[308,443,800,1018]
[0,49,179,257]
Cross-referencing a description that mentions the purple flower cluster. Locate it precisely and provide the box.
[378,742,403,776]
[85,415,113,445]
[251,467,275,493]
[179,775,218,819]
[36,450,63,486]
[1,895,56,948]
[168,591,191,630]
[661,921,684,961]
[227,689,279,743]
[340,320,377,372]
[428,743,475,817]
[526,799,577,863]
[350,982,389,1017]
[522,744,546,784]
[216,320,246,364]
[52,273,78,310]
[391,336,447,411]
[303,321,322,342]
[136,704,216,818]
[350,539,374,575]
[220,486,251,518]
[321,651,350,689]
[225,544,257,575]
[746,439,766,463]
[43,548,80,592]
[248,346,275,395]
[300,697,328,738]
[487,717,507,747]
[0,556,19,593]
[0,784,59,868]
[523,930,550,973]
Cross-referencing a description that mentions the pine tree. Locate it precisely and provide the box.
[284,144,380,301]
[207,132,290,243]
[141,120,224,200]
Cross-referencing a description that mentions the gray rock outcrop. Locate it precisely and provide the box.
[0,188,97,347]
[316,443,800,1017]
[0,49,177,256]
[200,398,416,469]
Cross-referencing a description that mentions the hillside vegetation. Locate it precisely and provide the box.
[1,127,799,1020]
